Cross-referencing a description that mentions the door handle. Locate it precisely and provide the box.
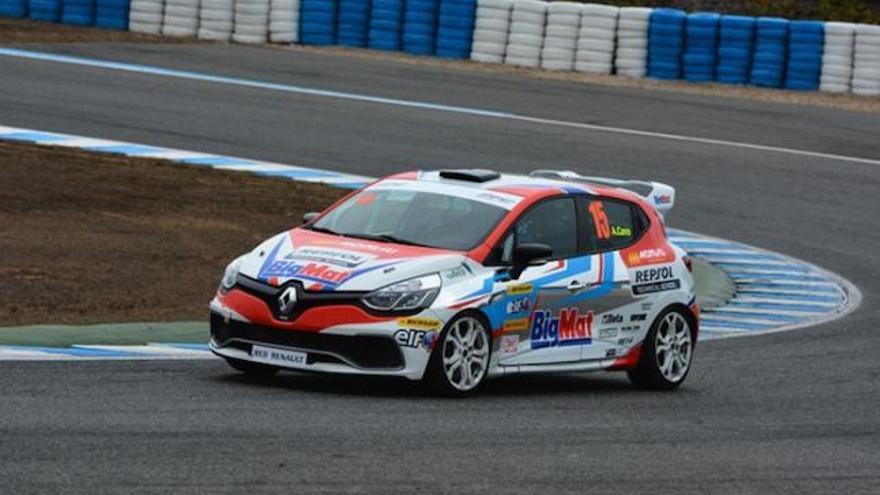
[567,280,589,293]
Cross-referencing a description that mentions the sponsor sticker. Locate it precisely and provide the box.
[605,349,618,358]
[602,314,623,325]
[598,327,618,339]
[530,308,594,349]
[503,318,530,333]
[630,314,647,322]
[261,261,351,285]
[506,283,533,296]
[617,337,635,346]
[250,345,306,367]
[397,317,441,330]
[500,334,519,355]
[443,266,468,281]
[290,246,372,268]
[631,264,681,295]
[506,296,532,315]
[633,280,682,296]
[624,245,674,267]
[394,329,438,349]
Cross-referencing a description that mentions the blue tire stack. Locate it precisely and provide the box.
[337,0,370,47]
[300,0,337,45]
[750,17,789,88]
[716,15,755,84]
[785,20,824,90]
[95,0,128,29]
[435,0,476,58]
[683,12,720,82]
[61,0,94,25]
[647,8,687,80]
[0,0,29,17]
[368,0,405,51]
[29,0,61,21]
[402,0,439,55]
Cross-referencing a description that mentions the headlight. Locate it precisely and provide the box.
[219,257,243,293]
[362,274,441,312]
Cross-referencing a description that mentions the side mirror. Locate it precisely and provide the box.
[509,243,553,280]
[303,212,320,225]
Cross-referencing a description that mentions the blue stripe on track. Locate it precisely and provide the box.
[695,252,785,261]
[255,170,341,178]
[178,156,259,166]
[699,320,772,331]
[5,346,147,357]
[84,144,166,154]
[735,291,842,303]
[737,282,839,292]
[0,131,67,141]
[674,241,747,250]
[703,311,802,322]
[161,343,211,351]
[727,301,832,313]
[713,262,808,272]
[727,272,828,282]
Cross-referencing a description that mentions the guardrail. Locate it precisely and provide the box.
[1,0,878,95]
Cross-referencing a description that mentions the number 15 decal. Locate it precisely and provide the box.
[589,201,611,240]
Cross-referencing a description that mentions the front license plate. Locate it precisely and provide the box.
[250,345,307,367]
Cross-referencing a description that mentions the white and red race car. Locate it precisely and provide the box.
[210,169,699,395]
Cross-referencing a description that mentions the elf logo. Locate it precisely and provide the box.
[530,308,593,349]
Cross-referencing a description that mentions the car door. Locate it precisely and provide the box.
[494,196,597,366]
[578,197,651,361]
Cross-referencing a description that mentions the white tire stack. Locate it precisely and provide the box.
[233,0,271,44]
[614,6,651,77]
[161,0,199,37]
[820,22,855,93]
[198,0,234,41]
[540,2,582,71]
[853,23,880,96]
[269,0,300,43]
[129,0,164,34]
[504,0,547,68]
[574,3,618,74]
[470,0,513,64]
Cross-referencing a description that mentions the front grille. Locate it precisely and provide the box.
[211,313,404,369]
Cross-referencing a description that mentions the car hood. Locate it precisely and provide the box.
[238,228,467,292]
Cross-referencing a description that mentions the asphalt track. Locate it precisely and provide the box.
[1,43,879,494]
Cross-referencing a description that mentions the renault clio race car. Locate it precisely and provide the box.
[210,169,699,395]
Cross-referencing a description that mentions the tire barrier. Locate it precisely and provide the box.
[820,22,855,93]
[470,0,512,64]
[784,21,823,90]
[540,1,581,71]
[504,0,546,68]
[336,0,368,47]
[615,7,650,78]
[62,0,95,25]
[574,3,617,75]
[402,0,438,55]
[161,0,198,36]
[269,0,298,43]
[716,15,754,84]
[29,0,61,21]
[683,12,719,82]
[750,17,789,88]
[128,0,162,33]
[435,0,476,58]
[647,8,686,80]
[233,0,270,43]
[198,0,234,40]
[0,0,28,17]
[853,23,880,96]
[7,0,880,97]
[368,0,404,51]
[96,0,130,28]
[299,0,336,45]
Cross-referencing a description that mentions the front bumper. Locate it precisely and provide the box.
[209,312,431,380]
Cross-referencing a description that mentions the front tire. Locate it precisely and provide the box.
[425,313,492,397]
[628,307,695,390]
[225,357,280,378]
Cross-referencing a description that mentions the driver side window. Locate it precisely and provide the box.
[500,197,578,263]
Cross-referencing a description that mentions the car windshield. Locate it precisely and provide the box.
[310,188,509,250]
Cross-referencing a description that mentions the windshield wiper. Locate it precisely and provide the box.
[345,233,432,248]
[307,225,341,236]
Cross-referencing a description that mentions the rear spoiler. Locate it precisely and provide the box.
[530,170,676,218]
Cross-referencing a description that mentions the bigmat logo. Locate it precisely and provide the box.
[262,261,351,285]
[530,308,594,349]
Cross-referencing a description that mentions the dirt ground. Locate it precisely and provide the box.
[1,18,877,113]
[0,142,346,326]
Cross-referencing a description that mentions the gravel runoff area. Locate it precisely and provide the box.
[0,141,345,326]
[1,17,877,113]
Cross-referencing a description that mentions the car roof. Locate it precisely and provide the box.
[382,170,643,205]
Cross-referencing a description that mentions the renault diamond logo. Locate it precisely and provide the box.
[277,286,298,317]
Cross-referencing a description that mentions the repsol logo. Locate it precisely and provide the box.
[634,266,674,284]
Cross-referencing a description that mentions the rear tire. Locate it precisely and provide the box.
[628,307,695,390]
[425,313,492,397]
[225,357,280,377]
